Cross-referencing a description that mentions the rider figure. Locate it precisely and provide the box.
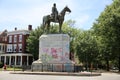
[51,3,58,21]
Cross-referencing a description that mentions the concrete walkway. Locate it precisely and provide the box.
[10,71,101,76]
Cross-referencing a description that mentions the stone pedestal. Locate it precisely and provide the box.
[32,34,74,72]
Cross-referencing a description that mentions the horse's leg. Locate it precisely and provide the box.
[47,21,50,33]
[59,21,63,33]
[45,22,47,33]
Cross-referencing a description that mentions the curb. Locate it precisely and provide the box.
[10,71,101,76]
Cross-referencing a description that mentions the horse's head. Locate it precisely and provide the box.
[64,6,71,13]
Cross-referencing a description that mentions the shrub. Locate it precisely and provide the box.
[0,62,3,68]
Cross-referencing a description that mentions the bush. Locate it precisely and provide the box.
[0,62,3,68]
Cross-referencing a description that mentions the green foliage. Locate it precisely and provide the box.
[92,0,120,71]
[76,30,99,67]
[0,61,3,68]
[26,25,44,60]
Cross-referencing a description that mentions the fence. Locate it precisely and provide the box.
[31,63,75,72]
[21,64,84,72]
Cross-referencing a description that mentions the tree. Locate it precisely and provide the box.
[26,26,44,60]
[62,20,83,61]
[76,30,99,70]
[92,0,120,71]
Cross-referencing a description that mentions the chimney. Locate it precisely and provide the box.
[15,27,17,30]
[28,25,32,31]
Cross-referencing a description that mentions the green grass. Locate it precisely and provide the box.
[0,67,22,71]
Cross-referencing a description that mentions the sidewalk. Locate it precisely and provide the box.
[10,71,101,76]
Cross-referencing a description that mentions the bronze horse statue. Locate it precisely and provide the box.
[42,6,71,33]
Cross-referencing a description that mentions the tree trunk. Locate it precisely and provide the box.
[119,56,120,72]
[106,58,109,71]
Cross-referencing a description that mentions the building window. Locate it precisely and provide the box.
[9,36,12,43]
[19,35,22,42]
[14,35,17,43]
[7,45,9,52]
[2,37,5,42]
[5,37,7,42]
[18,44,22,52]
[0,45,1,51]
[7,44,13,52]
[13,44,17,52]
[3,45,4,51]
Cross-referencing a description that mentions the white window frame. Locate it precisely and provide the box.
[13,44,17,52]
[19,35,22,42]
[18,44,22,52]
[14,35,17,43]
[9,36,12,43]
[7,44,13,52]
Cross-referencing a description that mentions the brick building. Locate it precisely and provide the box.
[0,30,7,54]
[0,25,33,67]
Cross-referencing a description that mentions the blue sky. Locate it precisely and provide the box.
[0,0,113,31]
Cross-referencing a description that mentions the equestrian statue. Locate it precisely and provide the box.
[43,3,71,33]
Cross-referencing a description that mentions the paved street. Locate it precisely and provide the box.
[0,71,120,80]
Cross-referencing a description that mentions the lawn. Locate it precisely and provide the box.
[0,67,22,71]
